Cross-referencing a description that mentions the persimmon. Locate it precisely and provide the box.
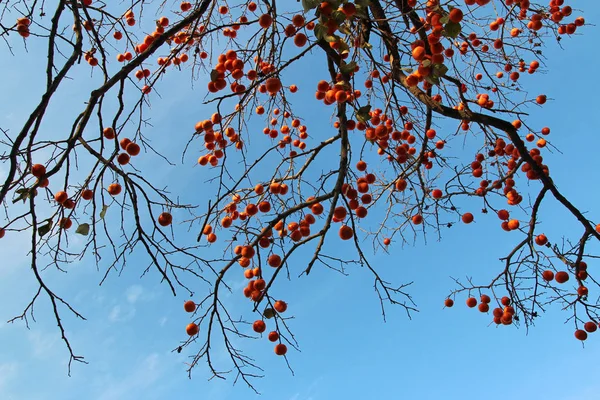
[339,225,353,240]
[274,343,287,355]
[0,228,4,239]
[501,296,511,306]
[294,33,307,47]
[268,331,279,342]
[431,189,442,199]
[497,209,509,220]
[158,212,172,227]
[461,213,474,224]
[411,214,423,225]
[444,298,454,307]
[253,320,266,333]
[183,300,196,312]
[59,218,73,230]
[54,191,68,204]
[449,8,463,23]
[103,127,115,139]
[31,164,46,178]
[574,329,587,341]
[535,234,548,246]
[265,77,282,95]
[258,14,272,29]
[555,271,569,284]
[63,199,75,209]
[186,322,199,336]
[584,322,597,333]
[507,219,520,230]
[478,303,489,313]
[480,294,491,304]
[395,179,407,191]
[273,300,287,313]
[268,254,282,267]
[383,238,391,246]
[108,183,122,196]
[542,270,554,281]
[466,297,477,308]
[117,153,130,165]
[254,279,266,291]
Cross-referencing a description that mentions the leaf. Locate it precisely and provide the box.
[421,59,432,68]
[356,105,372,123]
[100,205,109,219]
[361,41,373,50]
[301,0,320,12]
[434,63,449,77]
[340,61,356,75]
[76,223,90,236]
[13,188,30,204]
[425,75,440,85]
[331,10,347,25]
[444,21,461,38]
[38,219,53,237]
[210,69,219,82]
[439,15,449,25]
[314,23,326,41]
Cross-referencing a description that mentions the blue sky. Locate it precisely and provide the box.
[1,2,600,400]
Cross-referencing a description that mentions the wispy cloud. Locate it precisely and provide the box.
[108,305,135,323]
[0,362,18,390]
[126,284,145,304]
[97,353,163,400]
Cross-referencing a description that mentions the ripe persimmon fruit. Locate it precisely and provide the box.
[184,300,196,312]
[186,322,199,336]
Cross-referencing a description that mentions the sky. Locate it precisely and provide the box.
[1,2,600,400]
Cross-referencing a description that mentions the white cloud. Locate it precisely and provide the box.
[108,305,135,322]
[126,285,144,304]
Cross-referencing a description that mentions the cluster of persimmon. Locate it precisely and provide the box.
[15,17,31,38]
[403,6,464,88]
[194,113,243,168]
[250,301,288,356]
[446,295,517,325]
[445,255,597,339]
[255,108,308,155]
[315,79,359,106]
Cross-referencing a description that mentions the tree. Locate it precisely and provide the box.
[0,0,597,391]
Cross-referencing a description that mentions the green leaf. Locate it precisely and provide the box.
[355,0,370,6]
[38,219,53,237]
[314,23,326,41]
[444,21,461,38]
[331,10,347,25]
[302,0,320,11]
[425,75,440,85]
[439,15,449,25]
[76,223,90,236]
[210,69,219,82]
[13,188,30,204]
[356,105,372,123]
[421,59,432,68]
[434,63,449,77]
[100,205,109,219]
[263,308,275,319]
[340,61,356,75]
